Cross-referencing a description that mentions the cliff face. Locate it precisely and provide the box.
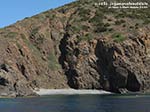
[0,0,150,97]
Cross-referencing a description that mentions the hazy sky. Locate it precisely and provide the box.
[0,0,75,28]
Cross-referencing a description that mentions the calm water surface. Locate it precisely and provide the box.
[0,94,150,112]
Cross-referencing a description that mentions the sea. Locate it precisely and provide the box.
[0,94,150,112]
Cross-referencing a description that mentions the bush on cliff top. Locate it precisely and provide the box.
[112,33,126,42]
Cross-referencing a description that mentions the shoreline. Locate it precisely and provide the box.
[33,89,112,95]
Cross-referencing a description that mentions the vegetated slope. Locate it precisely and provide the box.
[0,0,150,97]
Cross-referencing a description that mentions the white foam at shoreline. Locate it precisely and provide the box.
[33,89,112,95]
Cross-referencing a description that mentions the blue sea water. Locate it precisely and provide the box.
[0,94,150,112]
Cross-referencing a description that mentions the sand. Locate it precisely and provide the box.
[33,88,112,95]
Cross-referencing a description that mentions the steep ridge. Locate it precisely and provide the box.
[0,0,150,97]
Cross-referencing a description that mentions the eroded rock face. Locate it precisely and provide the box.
[95,38,145,93]
[0,64,34,97]
[0,0,150,96]
[62,31,150,93]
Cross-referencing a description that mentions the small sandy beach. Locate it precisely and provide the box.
[33,89,112,95]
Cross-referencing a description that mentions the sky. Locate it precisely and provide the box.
[0,0,75,28]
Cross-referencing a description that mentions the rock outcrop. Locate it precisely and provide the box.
[0,0,150,97]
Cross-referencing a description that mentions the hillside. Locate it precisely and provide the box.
[0,0,150,97]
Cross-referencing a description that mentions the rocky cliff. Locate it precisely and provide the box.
[0,0,150,97]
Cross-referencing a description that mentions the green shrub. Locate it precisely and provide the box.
[112,33,126,42]
[94,24,107,33]
[78,33,93,42]
[36,35,44,44]
[82,25,90,31]
[20,33,26,39]
[129,26,134,29]
[70,24,87,33]
[43,11,56,19]
[33,14,46,22]
[79,8,90,18]
[71,24,90,33]
[71,25,81,33]
[31,28,39,35]
[20,33,41,56]
[83,33,93,41]
[122,24,126,27]
[48,53,61,70]
[135,23,139,26]
[104,23,111,27]
[89,11,103,25]
[143,19,150,24]
[108,28,114,32]
[7,32,18,38]
[108,18,112,21]
[115,13,125,18]
[16,42,22,50]
[115,19,125,25]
